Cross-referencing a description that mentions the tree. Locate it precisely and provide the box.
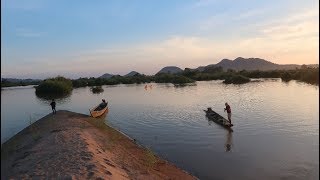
[301,64,307,69]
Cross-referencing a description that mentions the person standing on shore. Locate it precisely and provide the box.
[224,102,231,124]
[50,99,56,114]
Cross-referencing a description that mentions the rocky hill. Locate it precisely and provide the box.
[124,71,140,77]
[195,57,317,71]
[99,73,114,79]
[156,66,183,74]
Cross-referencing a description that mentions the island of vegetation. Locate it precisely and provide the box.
[223,75,250,84]
[1,110,196,179]
[91,86,104,93]
[35,76,73,95]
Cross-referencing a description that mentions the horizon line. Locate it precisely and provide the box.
[2,60,319,80]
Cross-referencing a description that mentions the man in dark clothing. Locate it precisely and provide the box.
[100,99,107,107]
[224,102,231,124]
[97,99,107,110]
[50,99,56,114]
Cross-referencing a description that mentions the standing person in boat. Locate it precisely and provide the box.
[50,99,56,114]
[224,103,232,124]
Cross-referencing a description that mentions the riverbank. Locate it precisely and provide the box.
[1,110,196,179]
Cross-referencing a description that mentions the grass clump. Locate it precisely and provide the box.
[145,147,158,170]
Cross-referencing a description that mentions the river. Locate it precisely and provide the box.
[1,79,319,179]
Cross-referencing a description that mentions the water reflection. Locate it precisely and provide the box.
[207,119,234,152]
[35,92,71,105]
[2,80,318,179]
[225,130,233,152]
[173,83,197,88]
[144,84,154,91]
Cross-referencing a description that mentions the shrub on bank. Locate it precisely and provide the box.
[35,76,73,95]
[223,75,250,84]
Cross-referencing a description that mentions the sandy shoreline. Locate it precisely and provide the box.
[1,110,197,179]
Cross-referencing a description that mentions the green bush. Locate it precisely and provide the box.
[91,86,104,93]
[280,72,292,82]
[171,75,195,84]
[35,76,73,95]
[223,75,250,84]
[154,74,195,84]
[299,68,319,84]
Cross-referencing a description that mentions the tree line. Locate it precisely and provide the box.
[2,66,318,90]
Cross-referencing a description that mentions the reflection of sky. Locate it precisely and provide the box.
[1,80,319,179]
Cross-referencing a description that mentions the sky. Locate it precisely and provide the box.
[1,0,319,79]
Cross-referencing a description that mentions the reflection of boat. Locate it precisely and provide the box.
[204,108,233,129]
[89,102,109,118]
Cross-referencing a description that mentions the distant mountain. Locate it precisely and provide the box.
[195,57,317,72]
[124,71,140,77]
[156,66,183,74]
[215,57,280,71]
[195,66,206,72]
[99,73,114,79]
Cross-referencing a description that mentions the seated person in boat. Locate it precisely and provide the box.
[95,99,107,111]
[100,99,107,108]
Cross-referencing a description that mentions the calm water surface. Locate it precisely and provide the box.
[1,79,319,180]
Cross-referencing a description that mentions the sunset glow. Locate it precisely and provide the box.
[1,0,319,79]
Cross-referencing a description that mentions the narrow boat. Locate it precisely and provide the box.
[89,101,109,118]
[204,108,233,129]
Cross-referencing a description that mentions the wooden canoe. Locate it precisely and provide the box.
[204,108,233,128]
[89,102,109,118]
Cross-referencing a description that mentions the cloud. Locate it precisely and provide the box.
[233,8,268,20]
[199,12,230,30]
[198,8,269,31]
[2,7,318,78]
[3,28,318,79]
[1,36,219,78]
[196,7,319,64]
[249,8,319,46]
[261,21,318,40]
